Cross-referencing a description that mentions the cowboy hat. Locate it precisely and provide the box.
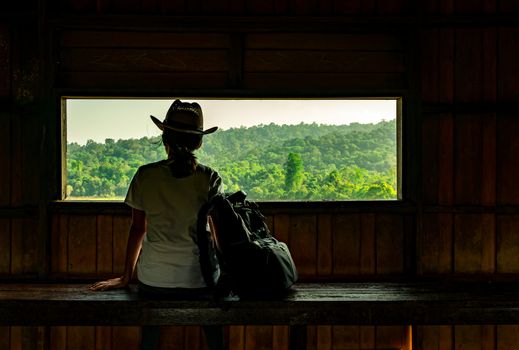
[150,99,218,135]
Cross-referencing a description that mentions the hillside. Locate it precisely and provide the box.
[67,120,397,200]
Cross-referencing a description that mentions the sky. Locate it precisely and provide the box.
[66,98,397,145]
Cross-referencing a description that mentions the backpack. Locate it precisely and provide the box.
[205,191,298,298]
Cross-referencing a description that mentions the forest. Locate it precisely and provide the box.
[67,120,397,201]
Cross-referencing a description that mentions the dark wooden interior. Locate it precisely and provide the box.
[1,0,519,349]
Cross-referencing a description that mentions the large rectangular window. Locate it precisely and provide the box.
[64,98,401,201]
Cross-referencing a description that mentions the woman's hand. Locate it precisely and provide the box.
[89,276,129,291]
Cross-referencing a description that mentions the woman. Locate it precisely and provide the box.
[90,99,224,350]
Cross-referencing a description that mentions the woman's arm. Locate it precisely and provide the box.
[90,208,146,291]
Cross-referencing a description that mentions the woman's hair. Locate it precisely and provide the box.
[162,128,203,177]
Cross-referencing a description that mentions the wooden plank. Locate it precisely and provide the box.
[141,0,158,13]
[272,325,289,350]
[157,0,186,14]
[113,215,131,274]
[483,28,497,102]
[419,214,453,274]
[96,326,112,350]
[422,114,440,203]
[229,325,245,350]
[376,326,409,350]
[0,24,10,98]
[499,0,519,12]
[438,28,455,103]
[184,326,202,350]
[437,113,454,205]
[360,326,375,349]
[10,219,38,275]
[454,326,495,350]
[245,32,399,50]
[244,72,406,89]
[498,28,519,102]
[159,326,184,349]
[22,114,42,205]
[51,214,71,274]
[0,112,11,206]
[377,0,407,14]
[60,31,230,48]
[420,29,439,103]
[316,325,331,350]
[454,214,495,273]
[416,325,453,350]
[317,214,332,277]
[360,214,376,274]
[480,113,496,206]
[497,325,519,350]
[244,51,404,73]
[333,0,361,14]
[307,325,316,350]
[112,0,140,12]
[10,326,21,350]
[50,326,67,350]
[68,215,97,274]
[60,48,229,72]
[67,326,95,350]
[246,326,273,350]
[112,326,140,350]
[97,214,113,274]
[58,71,229,89]
[289,214,317,278]
[247,0,274,14]
[331,326,359,349]
[10,113,22,206]
[497,114,519,204]
[454,0,483,13]
[332,214,360,275]
[0,327,9,350]
[376,214,404,274]
[455,28,483,102]
[497,215,519,273]
[0,219,10,274]
[454,114,483,204]
[273,214,290,244]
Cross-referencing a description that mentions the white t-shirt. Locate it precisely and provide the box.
[125,160,222,288]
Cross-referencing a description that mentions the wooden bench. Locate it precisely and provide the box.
[2,282,519,349]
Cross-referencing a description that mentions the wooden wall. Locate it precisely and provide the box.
[1,0,519,349]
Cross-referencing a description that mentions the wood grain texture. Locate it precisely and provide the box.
[332,214,360,275]
[245,326,273,350]
[244,51,404,73]
[376,326,410,350]
[58,71,229,89]
[496,215,519,273]
[67,326,95,350]
[497,28,519,101]
[246,33,403,50]
[184,326,203,350]
[113,215,131,274]
[316,325,331,350]
[497,325,519,350]
[50,326,67,350]
[96,214,113,274]
[0,112,11,206]
[419,214,453,274]
[112,326,140,350]
[454,214,495,273]
[95,326,112,350]
[497,114,519,204]
[455,29,483,102]
[10,219,38,274]
[289,214,317,278]
[272,325,289,350]
[0,327,9,350]
[317,214,332,277]
[360,214,376,275]
[60,31,230,48]
[454,325,495,350]
[67,215,97,274]
[416,326,453,350]
[376,215,404,274]
[61,48,229,72]
[229,325,245,350]
[0,219,10,274]
[0,25,10,98]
